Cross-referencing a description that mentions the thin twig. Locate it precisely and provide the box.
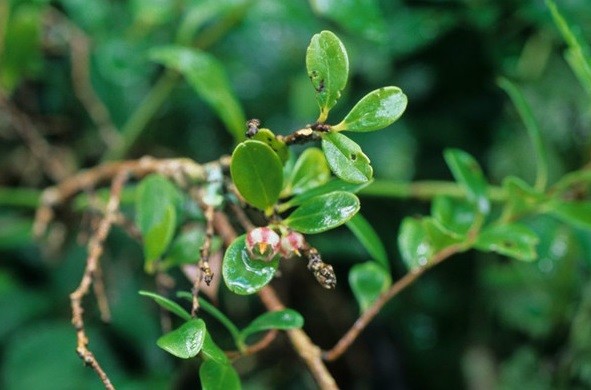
[69,171,127,390]
[226,330,279,360]
[192,203,215,316]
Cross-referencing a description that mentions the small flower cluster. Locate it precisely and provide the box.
[245,227,305,262]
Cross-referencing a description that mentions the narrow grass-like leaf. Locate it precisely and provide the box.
[497,78,548,191]
[279,179,369,211]
[139,290,191,321]
[150,46,246,142]
[346,214,389,270]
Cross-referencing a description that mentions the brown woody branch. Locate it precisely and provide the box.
[70,172,128,390]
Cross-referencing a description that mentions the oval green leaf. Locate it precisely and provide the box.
[230,140,283,211]
[346,214,389,270]
[334,87,407,132]
[139,290,192,321]
[240,309,304,341]
[284,191,360,234]
[157,318,206,359]
[321,132,373,184]
[283,147,330,196]
[548,200,591,230]
[443,149,490,215]
[150,46,246,142]
[201,332,229,364]
[222,235,279,295]
[306,30,349,122]
[474,223,539,261]
[252,128,289,164]
[349,262,391,312]
[431,196,476,238]
[199,360,241,390]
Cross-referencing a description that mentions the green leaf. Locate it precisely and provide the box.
[306,30,349,122]
[475,223,539,261]
[548,200,591,230]
[157,319,206,359]
[252,128,289,164]
[398,217,462,271]
[346,214,389,270]
[497,78,548,191]
[161,227,205,269]
[150,46,246,142]
[333,87,407,132]
[349,262,391,312]
[431,196,476,238]
[283,147,330,196]
[443,149,490,214]
[240,309,304,341]
[280,179,369,211]
[502,176,546,217]
[201,332,229,364]
[139,291,191,321]
[322,132,373,184]
[230,140,283,211]
[136,174,182,269]
[284,191,360,234]
[199,360,241,390]
[222,235,279,295]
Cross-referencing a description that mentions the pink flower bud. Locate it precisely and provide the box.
[246,227,280,261]
[280,231,305,257]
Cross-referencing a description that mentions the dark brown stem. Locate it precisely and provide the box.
[69,172,127,390]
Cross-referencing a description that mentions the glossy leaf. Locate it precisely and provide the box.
[398,217,461,271]
[280,179,369,211]
[474,223,539,261]
[222,235,279,295]
[322,132,373,184]
[333,87,407,132]
[240,309,304,341]
[284,191,360,234]
[431,196,476,238]
[199,360,241,390]
[349,262,391,312]
[157,319,206,359]
[161,227,205,269]
[252,128,289,164]
[443,149,490,214]
[284,148,330,196]
[201,332,229,365]
[230,140,283,211]
[136,174,182,269]
[548,200,591,230]
[306,30,349,122]
[150,46,246,142]
[346,214,389,270]
[139,291,191,321]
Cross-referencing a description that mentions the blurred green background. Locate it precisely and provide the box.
[2,0,591,389]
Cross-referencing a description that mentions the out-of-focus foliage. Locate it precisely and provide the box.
[2,0,591,389]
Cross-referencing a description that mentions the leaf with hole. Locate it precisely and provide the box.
[333,87,407,132]
[283,147,330,196]
[230,140,283,211]
[346,214,389,270]
[157,319,206,359]
[349,261,391,313]
[199,360,241,390]
[306,30,349,122]
[322,132,373,184]
[222,235,279,295]
[284,191,360,234]
[150,46,246,142]
[474,223,539,261]
[443,149,489,214]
